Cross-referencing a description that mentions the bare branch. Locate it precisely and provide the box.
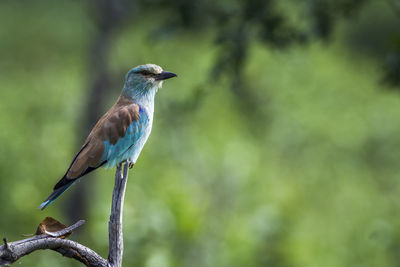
[0,163,130,266]
[44,220,85,237]
[0,221,108,267]
[108,162,129,267]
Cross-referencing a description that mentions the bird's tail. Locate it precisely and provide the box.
[39,177,75,210]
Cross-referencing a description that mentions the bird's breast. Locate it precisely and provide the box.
[102,104,153,168]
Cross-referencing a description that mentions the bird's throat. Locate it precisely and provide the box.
[122,85,157,115]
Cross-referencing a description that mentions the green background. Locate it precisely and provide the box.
[1,0,400,266]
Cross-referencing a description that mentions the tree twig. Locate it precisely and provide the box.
[0,220,108,267]
[108,162,129,267]
[0,162,130,266]
[44,219,85,237]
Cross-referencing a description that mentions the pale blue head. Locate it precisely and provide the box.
[122,64,177,100]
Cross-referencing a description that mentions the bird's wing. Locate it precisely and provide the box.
[54,100,140,189]
[40,97,142,209]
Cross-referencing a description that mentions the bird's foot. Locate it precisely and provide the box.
[128,162,135,169]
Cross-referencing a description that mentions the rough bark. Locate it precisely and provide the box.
[108,163,129,267]
[0,162,129,267]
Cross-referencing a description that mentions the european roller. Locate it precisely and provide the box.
[39,64,177,210]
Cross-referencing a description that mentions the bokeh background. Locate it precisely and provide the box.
[1,0,400,266]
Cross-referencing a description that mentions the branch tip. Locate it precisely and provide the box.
[0,164,127,267]
[44,219,86,238]
[2,238,9,250]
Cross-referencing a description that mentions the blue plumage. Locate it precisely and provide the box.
[39,180,75,210]
[39,64,176,209]
[103,107,151,168]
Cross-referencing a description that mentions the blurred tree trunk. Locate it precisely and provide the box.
[65,0,135,223]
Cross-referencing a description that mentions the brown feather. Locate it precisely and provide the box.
[65,96,140,179]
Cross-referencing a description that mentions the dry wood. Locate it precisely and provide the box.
[0,162,129,267]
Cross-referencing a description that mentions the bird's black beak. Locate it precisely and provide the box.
[156,71,177,80]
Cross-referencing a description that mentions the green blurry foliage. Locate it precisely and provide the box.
[1,0,400,267]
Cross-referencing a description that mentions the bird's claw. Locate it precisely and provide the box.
[128,162,135,169]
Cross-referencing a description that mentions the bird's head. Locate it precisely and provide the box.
[123,64,177,100]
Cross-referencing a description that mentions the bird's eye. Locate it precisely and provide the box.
[138,70,152,76]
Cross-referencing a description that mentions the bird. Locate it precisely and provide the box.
[39,64,177,210]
